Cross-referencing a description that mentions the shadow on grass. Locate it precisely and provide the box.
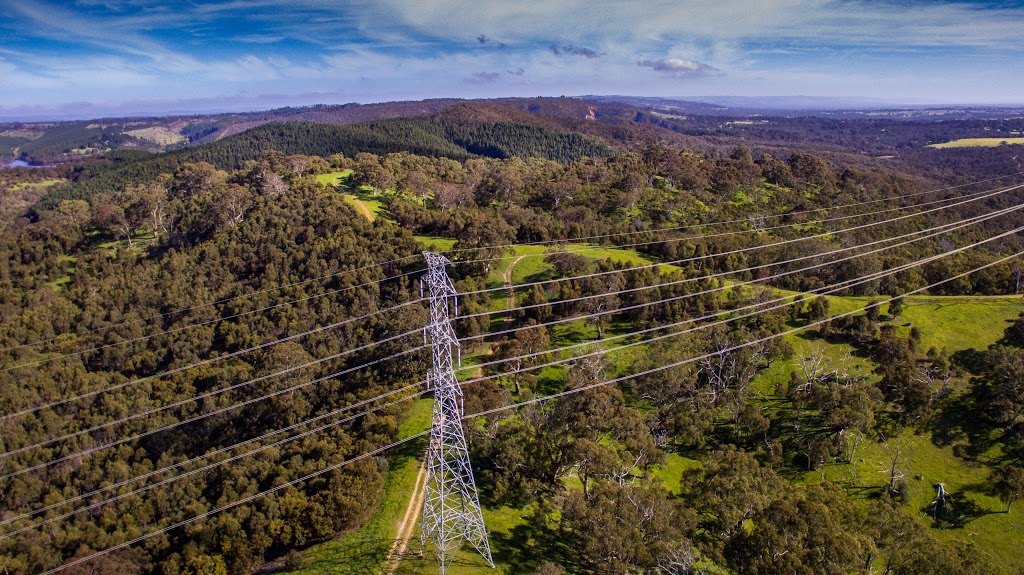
[950,348,989,375]
[298,532,397,575]
[923,490,999,529]
[490,521,582,575]
[928,394,1005,462]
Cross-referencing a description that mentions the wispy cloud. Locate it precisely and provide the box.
[638,58,718,78]
[232,34,286,44]
[467,71,501,83]
[549,44,605,58]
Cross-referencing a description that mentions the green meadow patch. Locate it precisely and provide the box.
[315,170,353,187]
[928,137,1024,148]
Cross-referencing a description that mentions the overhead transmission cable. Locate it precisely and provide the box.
[438,172,1024,256]
[466,247,1024,419]
[450,180,1024,267]
[454,199,1024,325]
[455,222,1024,386]
[7,196,1019,466]
[0,383,429,539]
[10,195,1023,476]
[12,180,1014,423]
[0,298,424,422]
[0,340,425,481]
[454,208,1024,376]
[0,267,426,373]
[7,208,1013,534]
[37,431,429,575]
[37,248,1024,575]
[6,204,1015,529]
[457,182,1024,297]
[1,254,424,354]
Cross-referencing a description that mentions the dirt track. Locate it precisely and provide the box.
[382,461,427,574]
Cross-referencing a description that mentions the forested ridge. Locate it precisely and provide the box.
[1,131,1024,574]
[30,118,611,213]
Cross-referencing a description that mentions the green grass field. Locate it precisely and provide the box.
[928,137,1024,148]
[414,236,458,252]
[773,293,1024,570]
[315,170,353,187]
[487,243,683,287]
[11,178,64,191]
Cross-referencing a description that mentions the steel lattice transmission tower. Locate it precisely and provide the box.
[419,252,494,574]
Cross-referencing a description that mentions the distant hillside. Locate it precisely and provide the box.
[32,117,612,212]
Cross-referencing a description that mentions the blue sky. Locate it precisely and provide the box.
[1,0,1023,119]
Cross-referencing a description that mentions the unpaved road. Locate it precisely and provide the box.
[502,255,526,327]
[348,195,375,221]
[382,461,427,574]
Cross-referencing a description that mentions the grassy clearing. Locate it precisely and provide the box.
[928,137,1024,148]
[489,243,682,287]
[772,293,1024,569]
[348,194,385,219]
[125,126,185,146]
[807,432,1024,570]
[900,296,1023,352]
[316,170,353,187]
[316,171,384,221]
[11,178,63,191]
[342,194,378,221]
[414,236,458,252]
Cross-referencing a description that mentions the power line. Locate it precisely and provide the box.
[0,341,425,481]
[439,173,1024,257]
[461,202,1024,347]
[454,201,1024,325]
[466,248,1024,420]
[10,198,1017,505]
[456,182,1024,297]
[6,181,1015,419]
[8,207,1006,536]
[448,180,1023,267]
[0,384,428,540]
[0,267,425,373]
[37,431,429,575]
[0,328,418,460]
[453,223,1024,389]
[18,179,995,424]
[0,255,424,354]
[0,298,424,422]
[458,220,1024,378]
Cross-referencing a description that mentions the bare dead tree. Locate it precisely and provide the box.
[793,344,829,395]
[748,212,769,232]
[880,436,908,496]
[915,364,953,400]
[658,541,710,575]
[927,482,955,520]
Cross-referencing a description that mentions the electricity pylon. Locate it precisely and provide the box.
[419,252,493,574]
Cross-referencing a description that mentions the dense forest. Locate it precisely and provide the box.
[1,112,1024,575]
